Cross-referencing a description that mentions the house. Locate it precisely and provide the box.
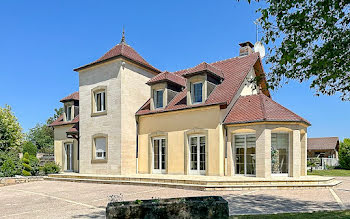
[308,137,339,159]
[50,35,310,178]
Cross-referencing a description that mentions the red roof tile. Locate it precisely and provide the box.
[60,91,79,102]
[223,93,310,125]
[74,42,161,73]
[136,53,260,115]
[308,137,339,150]
[67,123,79,133]
[183,62,224,79]
[147,71,186,87]
[49,115,79,127]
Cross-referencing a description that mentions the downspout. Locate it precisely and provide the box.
[136,116,139,174]
[224,125,228,176]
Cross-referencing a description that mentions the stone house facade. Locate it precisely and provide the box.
[50,36,310,178]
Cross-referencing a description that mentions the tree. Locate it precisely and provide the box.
[22,152,32,176]
[22,141,37,156]
[339,138,350,170]
[244,0,350,100]
[0,105,23,152]
[27,107,63,154]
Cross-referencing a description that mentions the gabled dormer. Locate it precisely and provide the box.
[146,71,186,110]
[60,91,79,122]
[182,62,224,105]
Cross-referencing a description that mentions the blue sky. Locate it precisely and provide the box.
[0,1,349,140]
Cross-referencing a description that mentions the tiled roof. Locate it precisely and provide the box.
[74,42,161,73]
[308,137,339,150]
[67,123,79,133]
[223,93,310,125]
[60,91,79,102]
[136,53,260,115]
[48,115,79,127]
[146,71,186,87]
[183,62,224,79]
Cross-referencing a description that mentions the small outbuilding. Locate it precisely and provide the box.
[307,137,339,159]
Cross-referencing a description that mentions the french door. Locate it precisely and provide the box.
[64,143,73,171]
[152,138,166,174]
[189,135,206,175]
[234,134,256,176]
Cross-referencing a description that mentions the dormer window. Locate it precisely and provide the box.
[193,82,203,103]
[95,91,106,112]
[65,105,72,121]
[155,89,164,108]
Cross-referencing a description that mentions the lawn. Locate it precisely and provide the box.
[231,210,350,219]
[307,169,350,176]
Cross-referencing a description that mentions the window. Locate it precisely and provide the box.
[152,138,166,173]
[271,133,289,174]
[95,137,106,160]
[154,89,164,108]
[189,135,206,175]
[95,91,106,112]
[193,82,203,103]
[234,134,256,175]
[65,105,72,121]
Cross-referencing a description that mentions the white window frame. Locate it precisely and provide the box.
[94,137,107,160]
[192,82,203,104]
[188,134,206,175]
[65,105,72,121]
[233,133,256,176]
[95,91,106,113]
[64,143,73,171]
[154,89,164,109]
[152,137,166,174]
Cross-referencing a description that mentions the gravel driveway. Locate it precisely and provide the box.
[0,177,348,218]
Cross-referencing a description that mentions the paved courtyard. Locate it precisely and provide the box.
[0,177,349,218]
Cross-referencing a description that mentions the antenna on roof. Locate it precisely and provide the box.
[253,19,266,59]
[120,26,126,44]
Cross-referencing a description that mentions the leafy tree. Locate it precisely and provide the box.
[0,105,23,152]
[22,152,31,176]
[339,138,350,170]
[27,124,53,153]
[22,141,37,156]
[244,0,350,100]
[27,107,63,154]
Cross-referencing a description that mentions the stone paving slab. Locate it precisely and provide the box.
[0,178,348,218]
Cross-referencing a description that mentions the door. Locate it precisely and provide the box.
[234,134,256,176]
[65,143,73,171]
[271,133,289,175]
[152,138,166,174]
[189,135,206,175]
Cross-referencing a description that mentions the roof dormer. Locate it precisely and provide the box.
[146,71,185,110]
[60,92,79,122]
[182,62,223,105]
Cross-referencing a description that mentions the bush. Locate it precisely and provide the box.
[22,141,37,157]
[339,139,350,170]
[42,162,61,174]
[22,152,32,176]
[1,158,17,177]
[29,155,40,176]
[0,151,21,177]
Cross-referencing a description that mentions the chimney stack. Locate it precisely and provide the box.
[239,42,254,56]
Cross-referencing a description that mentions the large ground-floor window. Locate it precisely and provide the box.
[234,134,256,176]
[189,135,206,175]
[152,138,166,174]
[271,133,289,175]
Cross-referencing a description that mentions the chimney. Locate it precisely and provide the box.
[239,41,254,56]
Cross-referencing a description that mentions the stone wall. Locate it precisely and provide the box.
[0,176,44,187]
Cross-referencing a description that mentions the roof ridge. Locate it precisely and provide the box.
[258,93,267,121]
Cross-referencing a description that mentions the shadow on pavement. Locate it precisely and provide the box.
[222,193,341,215]
[71,207,105,219]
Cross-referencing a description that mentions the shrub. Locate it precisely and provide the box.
[22,152,32,176]
[22,141,37,157]
[29,155,40,176]
[0,151,21,177]
[1,158,17,177]
[339,138,350,170]
[42,162,61,174]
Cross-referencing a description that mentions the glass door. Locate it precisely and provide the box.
[189,135,206,175]
[271,133,289,175]
[234,134,256,176]
[65,143,73,171]
[153,138,166,174]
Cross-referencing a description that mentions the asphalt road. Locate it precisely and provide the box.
[0,177,349,218]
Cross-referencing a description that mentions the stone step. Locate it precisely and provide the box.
[45,176,340,191]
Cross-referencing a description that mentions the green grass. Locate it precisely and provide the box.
[307,169,350,176]
[230,210,350,219]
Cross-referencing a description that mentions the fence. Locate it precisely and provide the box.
[307,158,339,170]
